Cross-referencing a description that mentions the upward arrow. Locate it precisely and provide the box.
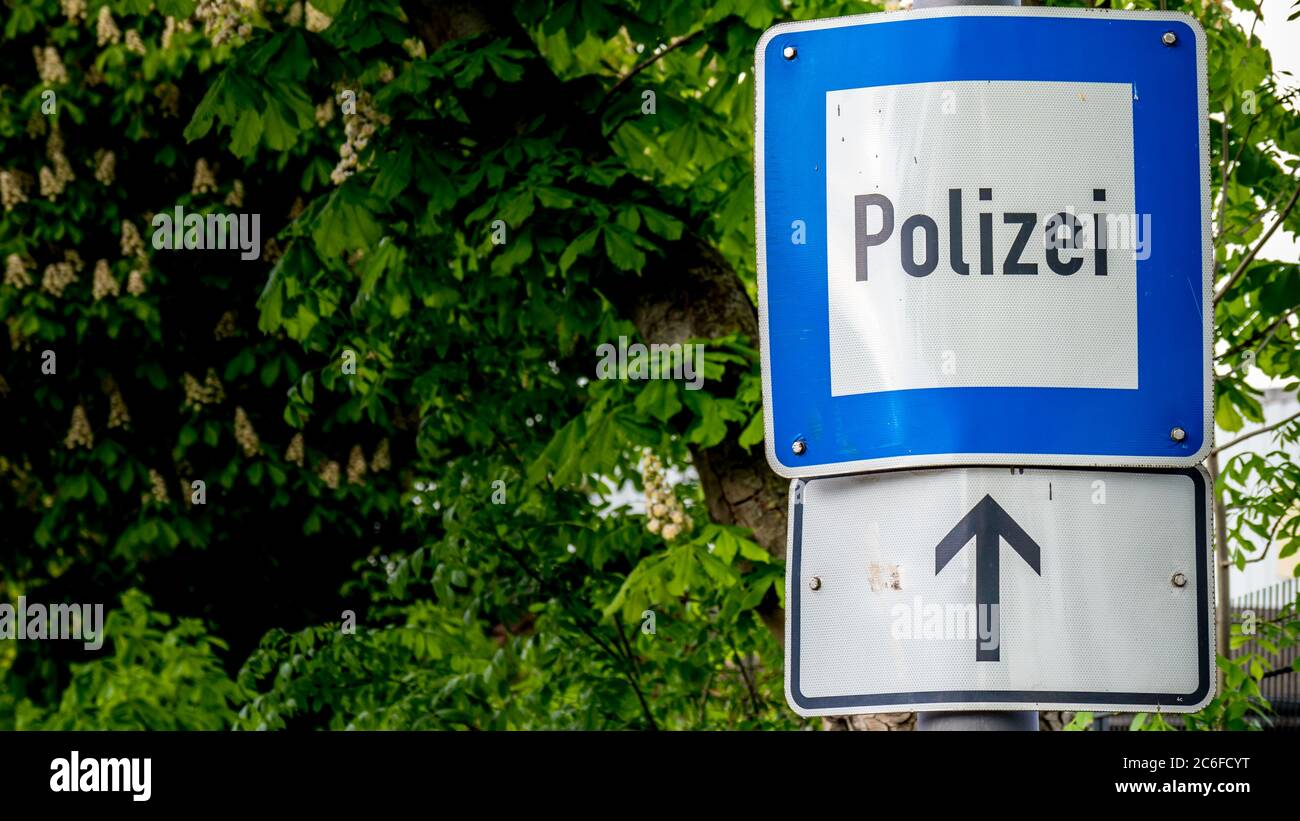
[935,495,1042,662]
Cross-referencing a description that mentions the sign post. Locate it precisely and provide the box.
[916,0,1028,734]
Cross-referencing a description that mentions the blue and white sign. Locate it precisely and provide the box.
[756,9,1212,478]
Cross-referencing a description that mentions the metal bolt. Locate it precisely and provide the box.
[791,439,807,455]
[1172,572,1188,588]
[809,576,822,591]
[1170,426,1187,442]
[782,45,797,60]
[1162,31,1177,46]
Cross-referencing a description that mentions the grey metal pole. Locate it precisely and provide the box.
[908,0,1037,734]
[916,710,1038,731]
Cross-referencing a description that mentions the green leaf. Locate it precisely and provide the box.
[634,379,681,423]
[602,225,645,272]
[738,410,764,449]
[4,2,37,34]
[683,392,727,447]
[560,228,599,273]
[639,206,684,241]
[157,0,198,16]
[312,186,382,257]
[389,288,410,318]
[65,473,90,501]
[230,108,263,157]
[490,232,534,276]
[261,98,300,151]
[1216,391,1244,432]
[260,357,282,387]
[614,207,641,232]
[258,273,285,331]
[498,190,535,227]
[535,187,575,209]
[184,74,227,142]
[371,144,414,200]
[1279,538,1298,560]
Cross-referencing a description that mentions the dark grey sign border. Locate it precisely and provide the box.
[788,466,1211,711]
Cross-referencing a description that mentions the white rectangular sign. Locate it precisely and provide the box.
[785,466,1214,715]
[825,79,1138,396]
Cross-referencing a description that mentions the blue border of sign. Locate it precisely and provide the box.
[784,467,1213,715]
[756,10,1212,478]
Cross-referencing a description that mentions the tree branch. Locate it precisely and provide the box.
[727,635,763,720]
[1212,118,1256,244]
[594,29,706,119]
[1211,408,1300,456]
[1217,119,1229,238]
[1214,181,1300,303]
[1239,513,1287,566]
[612,613,659,731]
[1217,310,1293,361]
[1220,165,1300,248]
[1208,79,1300,245]
[1262,664,1300,680]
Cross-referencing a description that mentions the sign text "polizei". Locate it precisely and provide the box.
[854,186,1141,280]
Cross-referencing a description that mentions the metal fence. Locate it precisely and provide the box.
[1230,577,1300,731]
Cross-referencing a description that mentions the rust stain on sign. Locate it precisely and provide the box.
[867,562,902,592]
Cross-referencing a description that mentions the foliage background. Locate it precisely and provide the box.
[0,0,1297,730]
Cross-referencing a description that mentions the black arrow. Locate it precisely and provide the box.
[935,495,1042,662]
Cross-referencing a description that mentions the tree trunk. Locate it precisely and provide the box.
[1207,451,1230,697]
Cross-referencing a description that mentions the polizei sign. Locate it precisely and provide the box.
[755,8,1212,478]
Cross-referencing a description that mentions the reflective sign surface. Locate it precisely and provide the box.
[756,9,1212,477]
[785,467,1214,715]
